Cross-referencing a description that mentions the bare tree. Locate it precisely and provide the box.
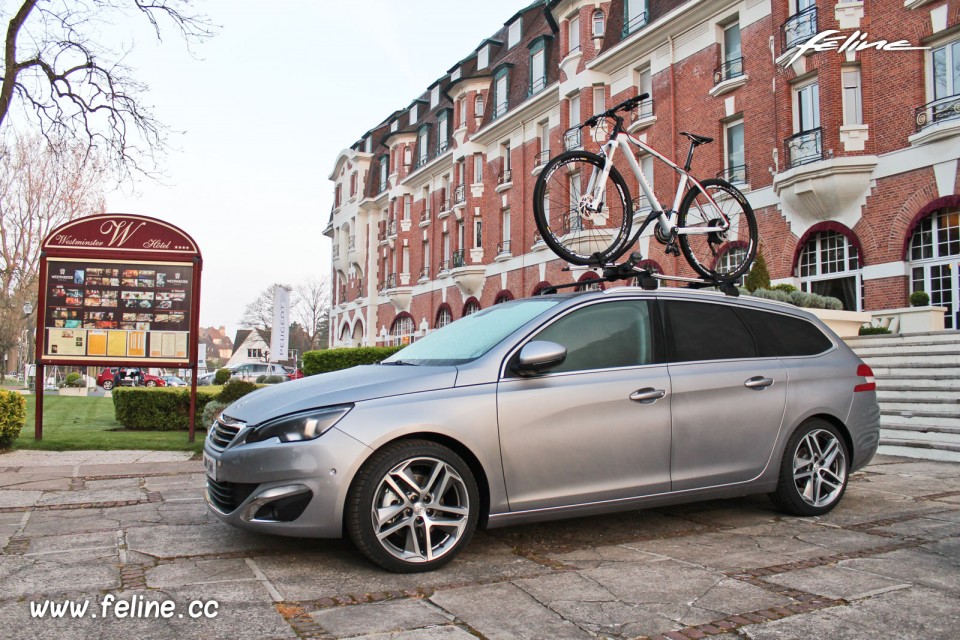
[239,283,294,332]
[294,276,330,350]
[0,135,106,380]
[0,0,214,178]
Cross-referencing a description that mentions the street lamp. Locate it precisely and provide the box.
[22,302,34,389]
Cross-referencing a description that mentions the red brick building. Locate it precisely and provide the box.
[327,0,960,346]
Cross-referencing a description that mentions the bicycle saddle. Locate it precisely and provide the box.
[680,131,714,145]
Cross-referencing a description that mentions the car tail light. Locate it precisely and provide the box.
[854,363,875,392]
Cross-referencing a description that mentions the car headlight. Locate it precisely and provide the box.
[245,405,353,444]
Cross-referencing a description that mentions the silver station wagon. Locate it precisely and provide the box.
[204,288,880,572]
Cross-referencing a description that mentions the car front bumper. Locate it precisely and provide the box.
[202,426,371,538]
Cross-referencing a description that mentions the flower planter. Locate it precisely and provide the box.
[869,306,947,334]
[808,308,872,338]
[58,386,89,396]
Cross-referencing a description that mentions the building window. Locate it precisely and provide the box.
[926,39,960,126]
[910,209,959,329]
[592,10,605,37]
[473,153,483,183]
[417,126,430,167]
[437,111,449,154]
[623,0,647,36]
[349,172,357,197]
[529,40,547,96]
[798,230,862,311]
[436,306,453,328]
[364,137,372,153]
[500,208,511,255]
[477,44,489,70]
[593,85,606,113]
[379,156,389,192]
[494,67,509,119]
[430,85,439,109]
[409,103,418,123]
[474,219,483,249]
[636,154,654,211]
[842,66,863,125]
[474,94,485,118]
[718,22,743,82]
[565,93,582,150]
[724,119,746,184]
[537,120,550,166]
[787,80,821,167]
[334,184,342,209]
[500,142,511,184]
[568,14,580,53]
[508,18,522,48]
[390,315,415,346]
[464,299,481,315]
[247,348,263,359]
[494,291,514,304]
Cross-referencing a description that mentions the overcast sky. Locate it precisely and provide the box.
[105,0,527,342]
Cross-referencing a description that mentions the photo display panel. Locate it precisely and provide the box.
[43,258,194,363]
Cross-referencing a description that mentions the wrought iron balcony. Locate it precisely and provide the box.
[630,99,654,121]
[915,93,960,131]
[415,154,430,169]
[378,179,388,193]
[436,140,449,155]
[782,5,817,52]
[347,235,356,249]
[714,57,745,84]
[385,273,397,289]
[388,220,398,236]
[498,168,512,185]
[784,128,823,169]
[439,198,450,212]
[420,209,431,223]
[717,164,748,185]
[454,184,465,204]
[493,101,508,120]
[497,240,511,255]
[534,149,551,167]
[452,249,466,268]
[438,259,450,273]
[420,265,430,280]
[332,245,340,259]
[566,44,581,56]
[564,127,582,150]
[622,11,647,37]
[528,76,547,97]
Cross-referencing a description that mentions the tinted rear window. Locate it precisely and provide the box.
[664,300,757,362]
[737,307,833,357]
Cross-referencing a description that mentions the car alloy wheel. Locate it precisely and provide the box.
[347,440,479,572]
[146,381,157,387]
[772,420,849,516]
[102,381,113,390]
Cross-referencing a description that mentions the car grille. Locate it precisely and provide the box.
[209,415,245,450]
[206,478,258,514]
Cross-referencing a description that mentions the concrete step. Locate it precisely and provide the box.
[882,428,960,444]
[859,353,960,367]
[880,423,960,435]
[881,412,960,429]
[875,444,960,463]
[876,379,960,390]
[845,330,960,349]
[880,437,960,453]
[853,344,960,357]
[879,396,960,408]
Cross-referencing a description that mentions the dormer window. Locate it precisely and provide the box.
[430,85,440,109]
[477,44,489,70]
[593,10,605,37]
[410,104,419,123]
[508,18,522,48]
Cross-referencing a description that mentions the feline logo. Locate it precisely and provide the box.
[787,29,928,66]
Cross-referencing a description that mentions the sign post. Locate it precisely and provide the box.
[36,214,203,441]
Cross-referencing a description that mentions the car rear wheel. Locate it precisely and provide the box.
[771,420,849,516]
[146,380,157,387]
[102,380,114,390]
[346,439,479,573]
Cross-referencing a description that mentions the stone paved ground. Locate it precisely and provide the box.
[0,452,957,639]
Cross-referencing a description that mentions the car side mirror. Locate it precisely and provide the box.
[513,341,567,376]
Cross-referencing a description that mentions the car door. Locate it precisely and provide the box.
[662,299,788,491]
[497,299,672,512]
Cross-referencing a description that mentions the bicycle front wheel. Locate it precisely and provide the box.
[677,178,758,281]
[533,151,633,266]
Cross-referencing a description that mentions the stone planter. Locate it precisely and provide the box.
[808,308,872,338]
[869,306,947,334]
[58,386,89,396]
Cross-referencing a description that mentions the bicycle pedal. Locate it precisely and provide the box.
[665,243,680,256]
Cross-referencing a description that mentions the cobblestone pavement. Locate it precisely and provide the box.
[0,452,957,639]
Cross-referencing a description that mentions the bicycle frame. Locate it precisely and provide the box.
[584,130,729,241]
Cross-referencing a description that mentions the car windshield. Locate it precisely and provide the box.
[381,298,561,366]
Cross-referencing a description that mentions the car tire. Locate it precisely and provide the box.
[146,381,157,387]
[346,439,479,573]
[770,420,850,517]
[102,381,114,390]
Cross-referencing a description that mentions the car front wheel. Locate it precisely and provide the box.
[146,380,157,387]
[346,440,479,573]
[102,381,114,390]
[771,420,849,516]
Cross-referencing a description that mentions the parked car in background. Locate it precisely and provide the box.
[283,366,304,380]
[230,363,290,383]
[203,288,880,573]
[97,367,166,390]
[162,375,187,387]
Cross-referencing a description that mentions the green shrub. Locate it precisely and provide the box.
[217,379,259,405]
[744,251,771,292]
[771,283,798,293]
[750,288,793,304]
[0,390,26,449]
[910,290,930,307]
[201,401,228,429]
[859,325,893,336]
[262,375,284,384]
[214,367,232,385]
[62,372,85,388]
[302,346,405,375]
[113,387,220,430]
[255,374,267,383]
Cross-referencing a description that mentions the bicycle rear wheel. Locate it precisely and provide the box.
[533,151,633,266]
[677,178,757,281]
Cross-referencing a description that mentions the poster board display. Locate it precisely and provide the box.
[42,258,194,364]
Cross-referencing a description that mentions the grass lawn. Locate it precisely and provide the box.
[15,395,203,453]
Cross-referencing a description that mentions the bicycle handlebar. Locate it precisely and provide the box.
[583,93,650,129]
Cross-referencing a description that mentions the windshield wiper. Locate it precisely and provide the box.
[380,360,418,366]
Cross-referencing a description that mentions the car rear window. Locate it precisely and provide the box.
[736,307,833,357]
[664,300,757,362]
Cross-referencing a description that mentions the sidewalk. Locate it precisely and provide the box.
[0,451,956,639]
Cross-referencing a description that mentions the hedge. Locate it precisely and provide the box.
[0,390,26,449]
[113,387,221,431]
[302,346,405,376]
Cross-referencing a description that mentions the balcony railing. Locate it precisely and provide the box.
[564,127,582,150]
[498,168,512,185]
[439,198,450,212]
[378,179,388,193]
[785,128,823,169]
[377,223,386,242]
[420,209,431,223]
[717,164,748,185]
[630,99,654,121]
[388,220,398,236]
[566,44,581,56]
[452,249,466,268]
[714,57,745,84]
[528,76,547,97]
[438,259,450,273]
[631,195,652,212]
[420,265,430,280]
[386,273,397,289]
[493,101,508,120]
[415,154,430,169]
[534,149,551,167]
[915,93,960,131]
[622,11,648,37]
[454,184,466,204]
[332,245,340,259]
[347,235,356,249]
[497,240,511,255]
[782,5,817,52]
[436,140,449,155]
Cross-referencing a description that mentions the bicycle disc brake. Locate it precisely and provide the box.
[578,196,608,225]
[706,218,727,246]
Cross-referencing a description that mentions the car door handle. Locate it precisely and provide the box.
[629,388,666,403]
[744,376,774,390]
